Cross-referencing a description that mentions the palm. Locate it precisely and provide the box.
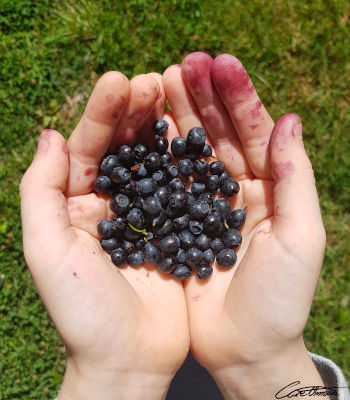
[163,53,325,371]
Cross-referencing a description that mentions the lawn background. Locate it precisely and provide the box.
[0,0,349,398]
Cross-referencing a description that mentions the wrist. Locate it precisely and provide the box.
[58,357,174,400]
[209,341,331,400]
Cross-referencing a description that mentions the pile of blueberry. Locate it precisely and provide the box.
[94,120,246,280]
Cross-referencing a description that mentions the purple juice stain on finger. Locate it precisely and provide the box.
[250,100,262,119]
[182,52,213,97]
[141,91,150,98]
[272,161,295,180]
[112,110,119,119]
[84,167,95,176]
[202,106,220,127]
[62,142,68,154]
[106,94,114,104]
[249,124,259,130]
[270,113,301,147]
[211,54,254,104]
[157,91,162,100]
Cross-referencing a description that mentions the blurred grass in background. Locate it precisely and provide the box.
[0,0,349,398]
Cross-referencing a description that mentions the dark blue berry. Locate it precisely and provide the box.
[154,135,168,154]
[127,251,144,266]
[136,178,157,197]
[151,210,167,229]
[211,238,225,252]
[157,256,176,273]
[197,192,214,205]
[113,216,127,231]
[220,178,240,197]
[155,185,172,206]
[219,170,229,184]
[189,201,210,220]
[170,190,188,209]
[118,145,135,167]
[111,248,126,267]
[187,127,206,149]
[142,195,162,215]
[171,137,187,157]
[110,193,130,214]
[152,170,166,185]
[187,192,196,208]
[145,152,162,171]
[143,243,161,264]
[169,178,186,191]
[191,182,206,196]
[204,213,224,237]
[210,161,225,176]
[205,174,220,192]
[172,264,192,280]
[100,155,122,174]
[186,148,201,161]
[189,220,203,236]
[153,119,169,135]
[202,248,215,264]
[196,263,213,280]
[223,228,242,248]
[201,143,212,157]
[94,175,112,193]
[135,239,146,250]
[133,143,149,161]
[227,208,246,229]
[178,159,193,177]
[216,248,237,267]
[175,248,186,264]
[153,219,173,237]
[127,208,145,229]
[186,247,203,268]
[159,235,180,255]
[193,159,210,176]
[213,198,232,219]
[178,230,195,249]
[101,237,120,252]
[122,240,135,254]
[124,226,143,241]
[195,233,211,251]
[174,214,190,231]
[161,152,172,167]
[165,164,179,179]
[110,166,132,183]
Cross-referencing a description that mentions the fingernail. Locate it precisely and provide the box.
[293,123,302,140]
[37,130,51,152]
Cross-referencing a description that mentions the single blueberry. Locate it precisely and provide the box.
[101,237,120,252]
[201,143,212,157]
[111,248,126,267]
[156,256,176,274]
[178,230,195,249]
[220,178,240,197]
[210,161,225,176]
[110,166,132,183]
[189,220,204,236]
[94,175,112,193]
[223,228,242,248]
[202,248,215,264]
[133,143,149,161]
[154,135,169,154]
[187,127,206,149]
[205,174,220,192]
[171,137,188,157]
[145,152,162,171]
[159,235,180,255]
[153,119,169,135]
[193,159,210,176]
[191,182,206,196]
[100,155,122,174]
[127,251,144,267]
[189,201,210,220]
[186,247,203,268]
[196,263,213,280]
[110,194,131,214]
[216,248,237,268]
[195,233,211,251]
[136,178,157,197]
[127,208,145,229]
[174,214,190,231]
[213,198,232,219]
[169,178,186,192]
[178,158,194,177]
[143,243,161,264]
[211,238,225,252]
[227,207,247,229]
[172,264,192,280]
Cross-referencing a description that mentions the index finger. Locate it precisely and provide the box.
[67,71,130,196]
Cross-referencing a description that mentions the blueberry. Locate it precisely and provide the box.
[195,233,211,251]
[219,170,229,184]
[133,143,149,161]
[101,237,120,252]
[178,230,195,249]
[127,251,144,267]
[175,248,186,264]
[205,174,220,192]
[110,194,131,214]
[196,263,213,280]
[202,248,215,264]
[136,178,157,197]
[186,247,203,268]
[165,204,178,219]
[223,228,242,248]
[161,152,172,167]
[165,164,179,180]
[132,163,148,178]
[193,159,209,176]
[110,166,132,183]
[187,127,206,149]
[100,155,122,174]
[111,248,126,267]
[187,192,196,208]
[203,213,224,237]
[170,190,188,209]
[201,143,212,157]
[220,177,240,197]
[142,195,162,215]
[189,201,210,220]
[178,158,194,177]
[172,264,192,280]
[186,148,201,162]
[159,235,180,255]
[124,226,143,241]
[122,240,135,254]
[145,152,162,171]
[213,198,232,219]
[133,196,144,210]
[216,248,237,268]
[154,135,169,154]
[94,175,112,193]
[210,161,225,176]
[153,219,173,237]
[113,216,127,231]
[135,238,146,250]
[169,178,186,192]
[197,192,214,205]
[189,220,203,236]
[171,137,187,157]
[174,214,190,231]
[155,185,172,206]
[152,119,169,135]
[227,207,246,229]
[127,208,145,229]
[157,256,176,274]
[119,180,137,199]
[143,243,161,264]
[152,170,166,185]
[118,145,135,167]
[191,181,206,196]
[211,238,225,252]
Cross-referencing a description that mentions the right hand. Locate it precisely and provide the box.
[163,52,327,399]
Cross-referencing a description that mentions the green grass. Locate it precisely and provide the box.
[0,0,349,398]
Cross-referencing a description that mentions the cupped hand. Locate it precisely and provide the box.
[163,53,327,397]
[20,72,189,400]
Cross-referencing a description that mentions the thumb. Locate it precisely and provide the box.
[20,129,75,271]
[269,114,326,255]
